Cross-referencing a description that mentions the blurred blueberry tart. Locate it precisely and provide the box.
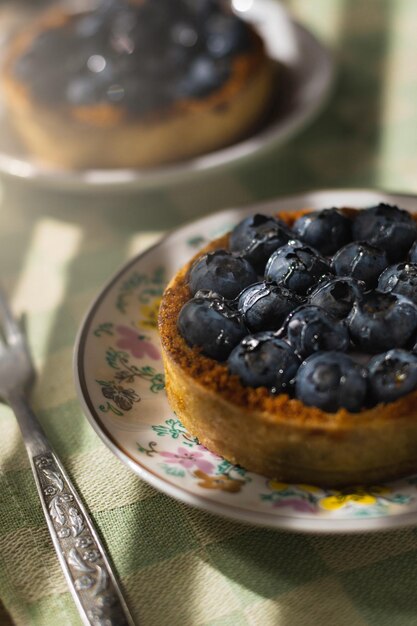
[158,203,417,486]
[2,0,274,168]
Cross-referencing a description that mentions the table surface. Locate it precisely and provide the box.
[2,1,417,625]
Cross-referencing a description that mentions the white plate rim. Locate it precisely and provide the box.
[73,188,417,533]
[0,0,335,190]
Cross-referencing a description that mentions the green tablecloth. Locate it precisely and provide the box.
[2,0,417,624]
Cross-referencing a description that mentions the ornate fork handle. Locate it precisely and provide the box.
[9,392,135,626]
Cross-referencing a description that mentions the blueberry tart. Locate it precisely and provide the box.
[2,0,274,168]
[158,204,417,486]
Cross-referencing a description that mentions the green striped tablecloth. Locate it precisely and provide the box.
[2,0,417,624]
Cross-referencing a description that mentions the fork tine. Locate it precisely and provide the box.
[0,286,23,344]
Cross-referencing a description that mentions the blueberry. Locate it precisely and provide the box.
[74,14,106,38]
[179,55,229,98]
[66,76,98,105]
[229,214,291,273]
[189,249,257,300]
[352,203,417,261]
[171,21,199,48]
[332,241,388,288]
[205,14,250,58]
[177,293,246,360]
[193,288,230,300]
[295,352,368,413]
[378,263,417,305]
[110,6,140,37]
[237,282,303,332]
[284,305,350,357]
[368,349,417,404]
[348,291,417,353]
[192,0,220,20]
[309,277,365,320]
[228,332,300,391]
[265,240,332,295]
[292,208,352,255]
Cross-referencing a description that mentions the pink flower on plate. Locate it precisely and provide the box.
[116,325,160,360]
[273,498,317,513]
[160,446,214,474]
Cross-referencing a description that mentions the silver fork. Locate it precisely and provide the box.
[0,289,135,626]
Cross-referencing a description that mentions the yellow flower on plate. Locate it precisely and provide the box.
[320,491,377,511]
[139,299,161,329]
[267,480,289,491]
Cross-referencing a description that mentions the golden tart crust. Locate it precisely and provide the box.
[158,209,417,487]
[2,7,274,169]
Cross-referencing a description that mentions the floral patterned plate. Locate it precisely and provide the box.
[75,189,417,533]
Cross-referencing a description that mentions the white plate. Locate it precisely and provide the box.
[0,0,334,190]
[74,189,417,533]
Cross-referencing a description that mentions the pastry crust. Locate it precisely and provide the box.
[158,209,417,486]
[1,8,275,169]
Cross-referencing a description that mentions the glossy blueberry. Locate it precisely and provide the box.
[368,349,417,404]
[378,263,417,305]
[348,291,417,353]
[292,208,352,255]
[265,240,332,295]
[66,77,99,106]
[194,0,220,21]
[189,249,257,300]
[238,282,303,332]
[74,13,106,38]
[170,21,199,48]
[284,305,350,357]
[179,56,230,99]
[229,214,291,273]
[177,293,246,360]
[205,14,250,57]
[109,5,140,36]
[352,203,417,261]
[331,241,388,288]
[295,352,368,413]
[228,332,300,391]
[309,276,365,320]
[193,288,232,301]
[131,1,184,37]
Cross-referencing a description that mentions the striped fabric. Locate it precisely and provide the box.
[1,0,417,624]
